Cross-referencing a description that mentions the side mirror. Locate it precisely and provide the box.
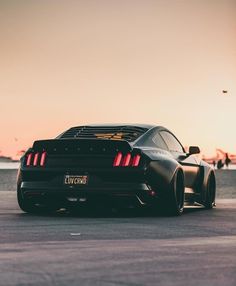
[189,146,200,155]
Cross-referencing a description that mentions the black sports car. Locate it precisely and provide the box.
[17,124,216,216]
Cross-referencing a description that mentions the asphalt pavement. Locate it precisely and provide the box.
[0,192,236,286]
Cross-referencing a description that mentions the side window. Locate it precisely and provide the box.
[160,131,184,153]
[152,133,168,150]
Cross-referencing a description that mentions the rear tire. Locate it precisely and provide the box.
[202,172,216,209]
[159,169,185,216]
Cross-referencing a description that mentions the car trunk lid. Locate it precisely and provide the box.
[29,139,134,168]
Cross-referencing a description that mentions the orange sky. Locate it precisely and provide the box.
[0,0,236,158]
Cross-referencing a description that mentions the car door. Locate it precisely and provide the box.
[159,131,200,188]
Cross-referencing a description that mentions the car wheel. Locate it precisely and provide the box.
[203,172,216,209]
[160,169,185,216]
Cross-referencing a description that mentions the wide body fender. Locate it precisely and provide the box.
[198,160,215,203]
[145,152,181,191]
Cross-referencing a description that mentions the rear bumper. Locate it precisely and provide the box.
[19,180,156,207]
[17,164,159,207]
[20,181,149,193]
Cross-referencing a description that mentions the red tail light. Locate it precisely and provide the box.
[132,154,141,167]
[40,152,47,166]
[113,152,123,167]
[33,153,39,166]
[26,153,33,166]
[122,153,131,167]
[25,151,47,167]
[113,152,141,167]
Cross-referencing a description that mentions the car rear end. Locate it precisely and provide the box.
[18,126,155,210]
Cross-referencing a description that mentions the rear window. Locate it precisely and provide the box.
[59,126,148,142]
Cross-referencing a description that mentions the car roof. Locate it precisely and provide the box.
[82,123,156,129]
[59,124,159,142]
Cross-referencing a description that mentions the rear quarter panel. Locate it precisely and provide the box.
[143,149,180,189]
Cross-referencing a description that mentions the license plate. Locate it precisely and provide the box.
[64,175,88,185]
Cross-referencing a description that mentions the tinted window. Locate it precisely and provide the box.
[160,131,184,153]
[60,126,148,142]
[152,133,168,150]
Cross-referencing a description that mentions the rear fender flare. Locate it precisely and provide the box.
[146,157,181,190]
[200,165,216,204]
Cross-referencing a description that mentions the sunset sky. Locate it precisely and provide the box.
[0,0,236,158]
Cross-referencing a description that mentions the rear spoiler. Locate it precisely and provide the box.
[32,138,133,154]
